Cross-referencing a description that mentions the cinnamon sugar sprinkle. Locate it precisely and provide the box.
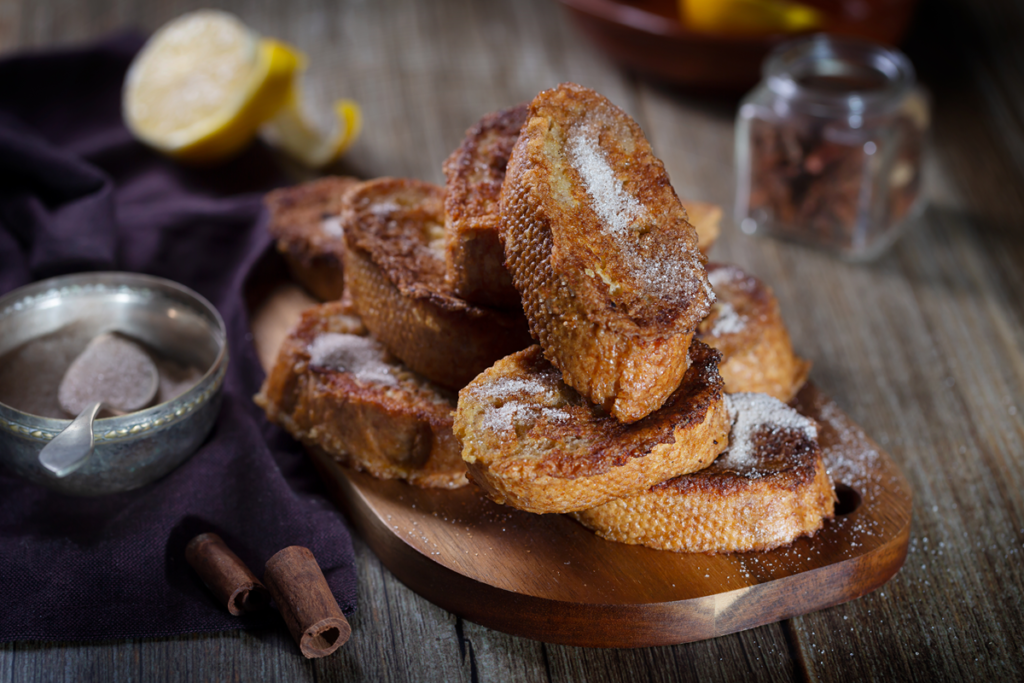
[470,371,570,434]
[707,267,748,336]
[474,377,551,400]
[320,216,343,237]
[567,125,714,309]
[708,265,741,290]
[568,131,647,236]
[482,403,569,434]
[721,392,818,469]
[710,301,747,336]
[308,333,397,386]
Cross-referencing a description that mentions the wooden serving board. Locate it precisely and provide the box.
[253,283,912,649]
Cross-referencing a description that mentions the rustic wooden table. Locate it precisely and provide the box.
[1,0,1022,680]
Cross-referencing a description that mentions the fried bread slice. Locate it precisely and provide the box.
[500,83,714,423]
[341,177,533,390]
[443,104,529,309]
[254,298,468,489]
[454,339,729,514]
[441,104,717,305]
[573,392,836,552]
[265,176,359,301]
[697,263,811,402]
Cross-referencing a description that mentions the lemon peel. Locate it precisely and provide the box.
[680,0,824,36]
[262,85,363,169]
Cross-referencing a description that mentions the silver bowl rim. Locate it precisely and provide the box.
[0,271,229,443]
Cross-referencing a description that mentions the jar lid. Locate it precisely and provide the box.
[763,34,916,114]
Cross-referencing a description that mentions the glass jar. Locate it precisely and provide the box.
[734,34,929,261]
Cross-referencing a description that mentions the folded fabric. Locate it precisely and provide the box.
[0,33,358,642]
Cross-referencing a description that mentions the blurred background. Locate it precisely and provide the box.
[0,0,1017,238]
[2,1,1023,680]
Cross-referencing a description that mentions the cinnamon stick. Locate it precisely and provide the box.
[185,533,269,616]
[263,545,351,658]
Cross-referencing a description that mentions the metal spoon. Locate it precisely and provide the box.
[39,332,159,478]
[39,401,108,477]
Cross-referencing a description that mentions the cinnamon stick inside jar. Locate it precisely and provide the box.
[263,546,351,658]
[735,35,928,261]
[185,533,269,616]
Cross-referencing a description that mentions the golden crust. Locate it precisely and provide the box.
[454,339,729,514]
[697,263,811,402]
[341,178,534,390]
[264,176,360,301]
[683,199,722,255]
[254,299,468,489]
[443,104,529,309]
[500,83,714,422]
[573,393,836,552]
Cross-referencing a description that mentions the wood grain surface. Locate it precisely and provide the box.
[2,0,1023,680]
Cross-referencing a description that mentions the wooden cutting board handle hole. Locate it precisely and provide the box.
[834,483,862,516]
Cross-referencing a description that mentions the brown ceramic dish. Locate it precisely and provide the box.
[556,0,919,91]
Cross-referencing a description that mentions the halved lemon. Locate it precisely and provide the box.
[123,9,360,167]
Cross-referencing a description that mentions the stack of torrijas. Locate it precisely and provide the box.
[453,83,835,553]
[258,82,835,553]
[257,114,537,490]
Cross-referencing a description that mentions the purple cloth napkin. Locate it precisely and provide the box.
[0,33,358,641]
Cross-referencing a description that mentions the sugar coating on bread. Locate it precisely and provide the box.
[454,339,730,514]
[721,391,816,466]
[443,104,529,308]
[342,177,533,390]
[500,82,714,422]
[573,392,835,553]
[255,299,468,489]
[264,176,359,301]
[697,263,811,402]
[308,333,398,387]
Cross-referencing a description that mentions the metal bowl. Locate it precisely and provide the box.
[0,272,228,496]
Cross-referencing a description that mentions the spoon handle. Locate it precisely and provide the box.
[39,401,104,477]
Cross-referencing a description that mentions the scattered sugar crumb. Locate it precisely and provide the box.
[710,301,746,336]
[708,266,740,290]
[321,216,343,237]
[370,200,402,220]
